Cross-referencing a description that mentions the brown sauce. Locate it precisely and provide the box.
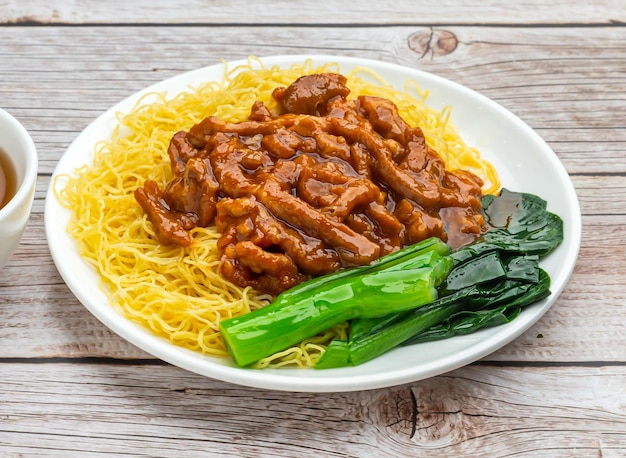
[0,147,17,210]
[135,73,486,295]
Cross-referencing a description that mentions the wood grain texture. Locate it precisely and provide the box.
[1,6,625,456]
[1,363,624,457]
[2,0,625,25]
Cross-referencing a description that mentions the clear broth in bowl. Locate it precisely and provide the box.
[0,147,18,210]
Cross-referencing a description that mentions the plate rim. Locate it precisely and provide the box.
[44,54,582,392]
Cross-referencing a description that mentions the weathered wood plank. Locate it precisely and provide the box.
[0,363,624,456]
[2,0,624,25]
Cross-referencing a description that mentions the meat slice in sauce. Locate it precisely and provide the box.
[215,196,340,294]
[273,73,351,115]
[163,157,219,227]
[135,72,487,295]
[255,178,380,266]
[134,180,196,246]
[168,131,199,176]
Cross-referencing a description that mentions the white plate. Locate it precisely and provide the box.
[45,55,581,392]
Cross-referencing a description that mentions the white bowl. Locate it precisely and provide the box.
[0,108,38,269]
[45,55,581,392]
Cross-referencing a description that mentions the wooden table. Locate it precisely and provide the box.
[1,1,625,456]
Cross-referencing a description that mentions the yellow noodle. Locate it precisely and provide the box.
[57,56,500,369]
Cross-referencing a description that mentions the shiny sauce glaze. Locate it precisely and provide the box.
[135,73,486,295]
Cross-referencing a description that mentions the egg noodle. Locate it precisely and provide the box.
[56,56,500,369]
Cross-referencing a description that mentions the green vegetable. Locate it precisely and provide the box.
[220,238,453,367]
[314,340,350,369]
[440,250,506,292]
[402,268,550,345]
[317,256,551,368]
[480,188,563,256]
[321,288,471,368]
[276,236,451,301]
[315,189,563,368]
[405,305,521,344]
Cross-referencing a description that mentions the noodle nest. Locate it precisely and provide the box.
[57,57,499,368]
